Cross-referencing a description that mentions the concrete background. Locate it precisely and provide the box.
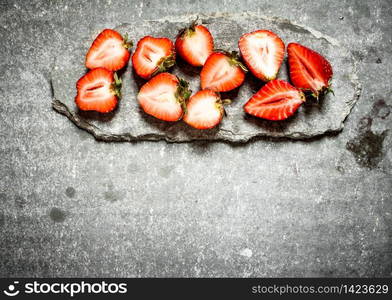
[0,0,391,277]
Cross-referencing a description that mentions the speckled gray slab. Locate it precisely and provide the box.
[51,13,361,142]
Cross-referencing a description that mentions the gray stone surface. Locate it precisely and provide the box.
[52,13,361,142]
[0,0,391,277]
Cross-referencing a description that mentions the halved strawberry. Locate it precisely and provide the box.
[200,51,247,92]
[137,72,191,121]
[239,30,285,81]
[132,36,175,79]
[175,20,214,67]
[183,89,225,129]
[244,79,305,121]
[85,29,132,71]
[287,42,333,98]
[75,68,121,113]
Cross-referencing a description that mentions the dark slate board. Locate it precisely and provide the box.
[51,13,361,142]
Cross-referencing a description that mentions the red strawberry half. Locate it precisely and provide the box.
[244,79,305,121]
[183,89,225,130]
[75,68,121,113]
[137,72,191,121]
[287,42,333,98]
[200,51,247,92]
[85,29,132,71]
[132,36,175,79]
[175,20,214,67]
[239,30,285,81]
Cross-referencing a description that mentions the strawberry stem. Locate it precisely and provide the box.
[111,72,122,98]
[307,84,334,101]
[175,77,191,115]
[122,33,133,50]
[177,16,199,39]
[215,49,248,72]
[152,54,176,76]
[214,98,226,117]
[326,85,335,96]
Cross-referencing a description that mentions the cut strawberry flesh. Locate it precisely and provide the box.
[287,43,333,96]
[207,58,231,83]
[200,52,246,92]
[290,48,325,92]
[85,29,130,71]
[187,29,211,64]
[140,42,167,68]
[82,83,109,101]
[247,36,276,77]
[176,25,214,66]
[75,68,117,113]
[239,30,285,81]
[188,95,220,121]
[132,36,174,79]
[183,90,223,129]
[91,39,123,61]
[244,79,305,121]
[137,73,183,121]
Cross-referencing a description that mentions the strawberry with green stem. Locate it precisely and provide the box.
[184,89,231,130]
[239,30,285,82]
[287,42,333,99]
[86,29,133,71]
[75,68,122,113]
[175,18,214,67]
[137,72,191,121]
[132,36,175,79]
[244,79,306,121]
[200,51,247,92]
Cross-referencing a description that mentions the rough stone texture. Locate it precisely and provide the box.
[0,0,391,278]
[52,13,361,142]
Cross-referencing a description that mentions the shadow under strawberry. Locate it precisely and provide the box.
[243,112,298,133]
[243,72,267,94]
[76,108,117,122]
[180,123,221,138]
[138,106,178,132]
[131,67,147,90]
[175,57,201,78]
[138,108,221,140]
[302,91,329,115]
[188,140,215,155]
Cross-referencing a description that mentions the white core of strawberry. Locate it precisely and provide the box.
[140,83,177,104]
[91,38,124,62]
[139,41,167,68]
[187,95,221,123]
[259,90,302,105]
[81,79,112,102]
[184,30,210,64]
[204,58,231,88]
[310,79,326,93]
[138,82,181,117]
[246,33,279,78]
